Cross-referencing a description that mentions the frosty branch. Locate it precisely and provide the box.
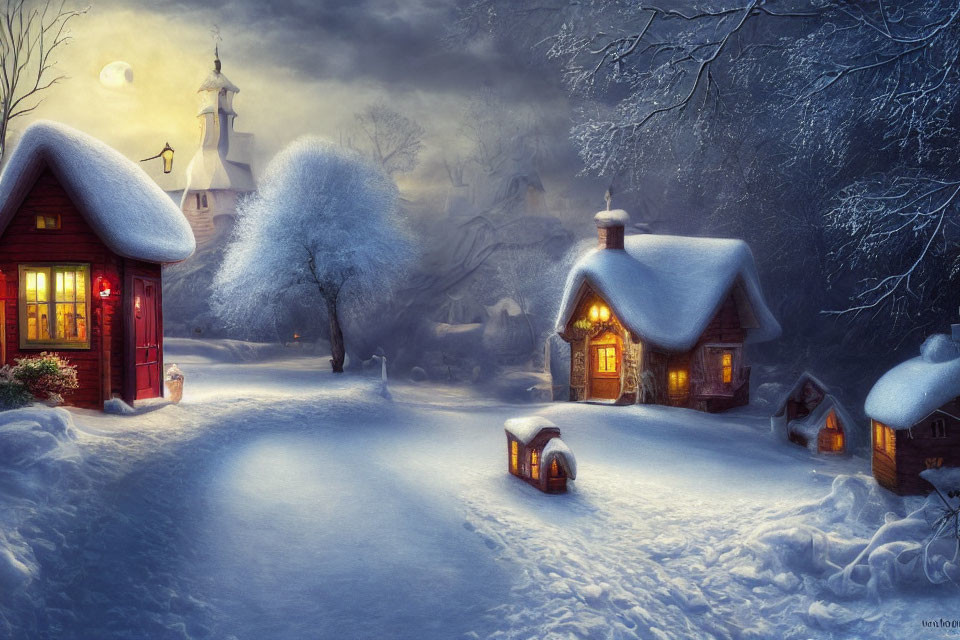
[0,0,86,162]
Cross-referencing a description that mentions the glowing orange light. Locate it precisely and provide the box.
[598,305,610,322]
[589,305,600,322]
[98,277,111,298]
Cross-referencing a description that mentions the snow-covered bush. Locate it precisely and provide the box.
[12,353,78,405]
[0,366,31,410]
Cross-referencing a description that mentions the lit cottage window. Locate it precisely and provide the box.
[595,346,616,373]
[668,369,689,396]
[510,440,518,473]
[530,449,539,480]
[20,265,90,348]
[873,420,895,458]
[722,352,733,384]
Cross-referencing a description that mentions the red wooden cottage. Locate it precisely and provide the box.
[504,416,577,493]
[771,372,861,455]
[865,328,960,495]
[555,210,780,411]
[0,121,195,408]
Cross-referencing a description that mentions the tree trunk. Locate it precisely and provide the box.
[326,297,346,373]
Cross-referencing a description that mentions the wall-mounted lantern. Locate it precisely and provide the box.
[140,142,175,174]
[98,277,111,298]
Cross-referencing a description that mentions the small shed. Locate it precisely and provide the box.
[865,329,960,495]
[0,121,195,408]
[504,416,576,493]
[771,373,859,455]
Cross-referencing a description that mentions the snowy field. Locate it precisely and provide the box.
[0,340,956,639]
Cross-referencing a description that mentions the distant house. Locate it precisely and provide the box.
[0,121,195,408]
[504,416,576,493]
[865,328,960,495]
[771,373,859,455]
[555,210,780,411]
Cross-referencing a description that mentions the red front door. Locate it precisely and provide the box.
[133,277,161,400]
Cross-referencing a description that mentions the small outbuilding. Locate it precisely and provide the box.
[0,121,196,408]
[865,327,960,495]
[555,209,780,411]
[504,416,576,493]
[771,373,859,455]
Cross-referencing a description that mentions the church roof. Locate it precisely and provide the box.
[0,121,195,263]
[556,234,780,351]
[198,69,239,93]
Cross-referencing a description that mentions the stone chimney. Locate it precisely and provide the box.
[594,209,629,250]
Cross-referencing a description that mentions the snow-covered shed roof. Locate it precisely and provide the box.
[541,437,576,480]
[504,416,559,445]
[865,334,960,429]
[788,395,859,451]
[556,235,780,351]
[772,372,830,418]
[0,121,195,263]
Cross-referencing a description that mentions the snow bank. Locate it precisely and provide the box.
[0,406,78,469]
[556,235,780,351]
[541,437,576,479]
[504,416,558,444]
[164,338,292,364]
[0,121,195,263]
[865,333,960,428]
[724,474,960,601]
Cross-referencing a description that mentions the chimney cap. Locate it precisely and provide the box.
[594,209,630,228]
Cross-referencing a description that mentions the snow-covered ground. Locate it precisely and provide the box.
[0,340,955,639]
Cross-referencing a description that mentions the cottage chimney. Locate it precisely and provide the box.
[594,209,629,250]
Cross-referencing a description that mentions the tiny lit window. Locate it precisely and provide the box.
[926,457,944,470]
[550,459,560,477]
[35,214,60,230]
[721,352,733,384]
[596,346,616,373]
[873,421,896,458]
[668,369,689,396]
[19,264,90,348]
[932,419,947,439]
[510,440,518,472]
[530,449,539,480]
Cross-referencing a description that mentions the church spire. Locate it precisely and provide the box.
[214,44,221,73]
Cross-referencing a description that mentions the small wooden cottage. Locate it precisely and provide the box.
[865,328,960,495]
[504,416,576,493]
[556,210,780,411]
[0,121,195,408]
[771,373,859,455]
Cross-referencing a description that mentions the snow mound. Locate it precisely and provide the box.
[920,333,960,363]
[0,120,195,263]
[541,437,576,479]
[0,407,78,469]
[920,466,960,492]
[103,398,136,415]
[593,208,630,228]
[504,416,558,444]
[865,335,960,428]
[556,235,781,351]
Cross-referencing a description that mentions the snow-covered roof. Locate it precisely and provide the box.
[181,148,255,196]
[198,69,239,93]
[556,235,780,351]
[865,334,960,429]
[788,396,858,451]
[0,121,195,263]
[541,437,576,480]
[504,416,559,445]
[594,209,630,228]
[772,372,829,418]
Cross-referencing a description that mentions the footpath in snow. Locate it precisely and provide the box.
[0,341,955,639]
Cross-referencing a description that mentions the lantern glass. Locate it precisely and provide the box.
[161,146,174,174]
[599,306,610,322]
[589,305,600,322]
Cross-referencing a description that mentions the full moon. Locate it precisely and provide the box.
[99,61,133,88]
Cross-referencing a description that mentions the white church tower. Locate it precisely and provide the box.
[180,47,255,246]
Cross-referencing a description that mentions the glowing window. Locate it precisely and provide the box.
[668,369,689,396]
[721,352,733,384]
[530,449,539,480]
[873,420,895,458]
[596,346,617,373]
[510,440,518,472]
[35,214,60,230]
[550,459,560,477]
[826,410,838,431]
[19,265,90,348]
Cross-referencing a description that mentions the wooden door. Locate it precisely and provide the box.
[589,332,621,400]
[133,277,161,399]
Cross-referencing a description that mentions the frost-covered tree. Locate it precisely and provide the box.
[352,102,425,177]
[213,138,415,373]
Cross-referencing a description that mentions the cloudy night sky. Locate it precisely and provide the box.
[23,0,585,198]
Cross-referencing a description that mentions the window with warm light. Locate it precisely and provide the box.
[721,352,733,384]
[873,420,895,458]
[510,440,518,472]
[550,459,560,477]
[596,346,617,373]
[35,214,60,230]
[530,449,539,480]
[668,369,689,396]
[19,264,90,349]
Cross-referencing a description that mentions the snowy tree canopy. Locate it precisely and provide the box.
[213,138,415,364]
